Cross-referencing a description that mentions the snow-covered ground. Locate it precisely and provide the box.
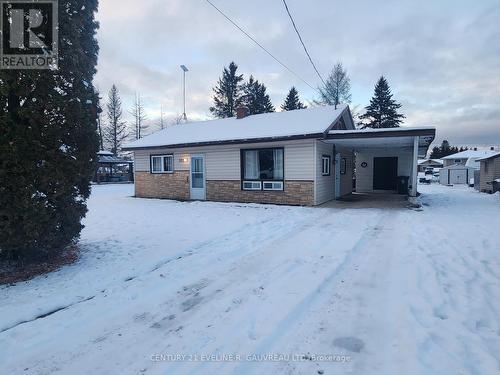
[1,184,499,375]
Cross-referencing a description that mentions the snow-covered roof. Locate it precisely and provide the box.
[124,105,352,150]
[442,150,497,160]
[98,150,113,156]
[418,158,443,165]
[441,163,477,170]
[476,152,500,161]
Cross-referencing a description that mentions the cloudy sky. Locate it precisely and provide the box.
[95,0,500,146]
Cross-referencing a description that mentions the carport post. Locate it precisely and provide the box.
[410,136,419,197]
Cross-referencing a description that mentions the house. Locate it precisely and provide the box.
[123,105,435,206]
[477,152,500,193]
[441,149,497,168]
[418,158,443,172]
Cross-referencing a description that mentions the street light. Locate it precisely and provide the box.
[180,65,188,122]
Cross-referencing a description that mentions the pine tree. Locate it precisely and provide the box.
[130,93,148,139]
[429,140,460,158]
[360,76,405,128]
[104,85,128,155]
[241,76,275,115]
[281,87,306,111]
[316,62,351,109]
[209,62,244,118]
[0,0,99,262]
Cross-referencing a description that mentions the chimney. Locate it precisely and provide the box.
[491,146,495,151]
[473,147,478,151]
[236,106,249,119]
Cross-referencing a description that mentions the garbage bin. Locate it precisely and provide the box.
[397,176,409,195]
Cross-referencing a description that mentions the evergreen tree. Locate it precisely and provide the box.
[429,140,461,158]
[242,76,275,115]
[281,87,307,111]
[316,62,351,109]
[0,0,99,261]
[360,76,405,128]
[104,85,128,155]
[130,93,148,139]
[209,62,244,118]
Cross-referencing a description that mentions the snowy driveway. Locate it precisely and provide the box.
[1,184,499,374]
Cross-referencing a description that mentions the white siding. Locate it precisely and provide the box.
[313,142,354,205]
[355,148,413,193]
[315,141,334,205]
[133,139,315,181]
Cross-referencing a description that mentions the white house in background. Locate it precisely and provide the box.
[440,149,498,186]
[441,149,497,168]
[123,105,435,206]
[418,158,443,172]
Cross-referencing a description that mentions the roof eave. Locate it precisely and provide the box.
[122,133,325,151]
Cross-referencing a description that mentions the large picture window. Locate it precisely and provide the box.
[151,154,174,173]
[242,148,284,190]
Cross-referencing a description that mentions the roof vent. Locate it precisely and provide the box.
[473,147,478,151]
[236,106,249,119]
[491,146,495,151]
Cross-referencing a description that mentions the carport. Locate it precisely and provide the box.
[324,127,435,197]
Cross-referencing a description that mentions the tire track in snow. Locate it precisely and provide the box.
[229,211,392,375]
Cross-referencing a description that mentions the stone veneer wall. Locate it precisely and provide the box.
[206,180,314,206]
[135,171,189,200]
[135,173,314,206]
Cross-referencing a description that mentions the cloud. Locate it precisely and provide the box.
[94,0,500,145]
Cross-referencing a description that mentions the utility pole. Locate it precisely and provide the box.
[180,65,188,122]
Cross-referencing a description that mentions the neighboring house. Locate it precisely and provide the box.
[123,105,435,206]
[477,152,500,193]
[439,164,476,185]
[418,158,443,172]
[441,149,497,168]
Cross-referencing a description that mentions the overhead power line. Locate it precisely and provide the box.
[204,0,318,92]
[281,0,326,87]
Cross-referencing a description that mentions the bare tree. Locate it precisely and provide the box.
[316,62,351,109]
[103,85,128,155]
[130,93,148,139]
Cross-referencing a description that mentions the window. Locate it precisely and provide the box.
[241,148,284,190]
[454,159,462,163]
[151,154,174,173]
[322,155,331,176]
[340,158,347,175]
[263,181,284,191]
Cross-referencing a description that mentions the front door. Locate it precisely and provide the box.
[373,157,398,190]
[190,155,206,200]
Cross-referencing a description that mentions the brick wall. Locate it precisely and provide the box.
[135,172,314,206]
[135,171,189,200]
[206,180,314,206]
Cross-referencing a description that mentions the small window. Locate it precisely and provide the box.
[151,155,174,173]
[340,158,347,175]
[242,181,262,190]
[454,159,461,163]
[322,155,331,176]
[263,181,284,191]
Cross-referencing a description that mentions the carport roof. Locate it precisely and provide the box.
[325,127,436,157]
